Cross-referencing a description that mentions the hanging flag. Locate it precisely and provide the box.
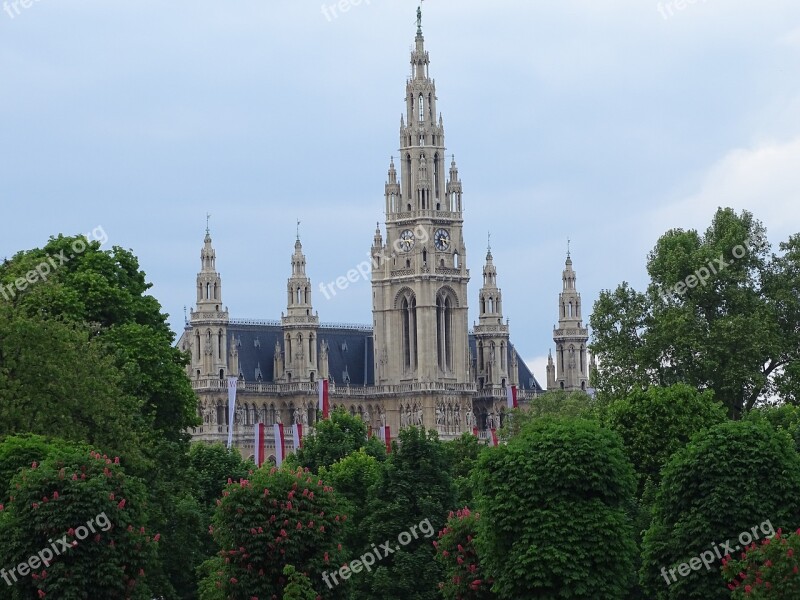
[226,377,238,449]
[254,423,265,467]
[274,423,286,466]
[378,425,392,454]
[293,424,303,450]
[506,385,518,409]
[490,428,499,447]
[318,379,330,419]
[472,426,479,437]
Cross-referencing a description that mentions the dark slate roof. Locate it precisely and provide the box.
[228,321,541,391]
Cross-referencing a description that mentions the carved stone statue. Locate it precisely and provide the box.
[415,407,423,427]
[487,412,496,430]
[436,405,444,425]
[380,409,386,427]
[363,409,370,425]
[235,404,244,425]
[465,409,473,428]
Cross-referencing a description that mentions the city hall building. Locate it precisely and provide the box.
[179,12,590,460]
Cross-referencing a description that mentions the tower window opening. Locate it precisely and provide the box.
[419,94,424,122]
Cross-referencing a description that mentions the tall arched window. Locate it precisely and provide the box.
[437,290,455,372]
[418,94,424,122]
[400,292,417,371]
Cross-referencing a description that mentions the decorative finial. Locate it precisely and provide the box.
[487,232,492,253]
[206,212,211,235]
[296,219,301,241]
[183,305,188,324]
[417,4,422,34]
[567,237,571,259]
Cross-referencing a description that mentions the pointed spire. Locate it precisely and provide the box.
[486,231,492,261]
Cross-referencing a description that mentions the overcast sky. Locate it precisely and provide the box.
[2,1,799,384]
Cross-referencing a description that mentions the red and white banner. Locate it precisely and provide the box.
[378,425,391,454]
[254,423,266,467]
[472,427,479,437]
[318,379,330,419]
[226,377,238,449]
[274,423,286,466]
[293,424,303,450]
[506,385,518,409]
[490,428,499,447]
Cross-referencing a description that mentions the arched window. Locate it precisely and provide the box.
[400,292,417,371]
[436,290,455,372]
[418,94,424,122]
[478,341,484,371]
[454,253,460,269]
[206,282,211,299]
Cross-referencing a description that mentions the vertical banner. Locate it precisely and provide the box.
[293,424,303,451]
[490,428,499,447]
[274,423,286,467]
[472,427,479,437]
[226,377,238,449]
[506,385,518,409]
[382,426,392,454]
[254,423,265,467]
[318,379,330,419]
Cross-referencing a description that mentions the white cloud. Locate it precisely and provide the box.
[650,136,800,242]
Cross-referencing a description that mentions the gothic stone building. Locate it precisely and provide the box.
[179,17,589,460]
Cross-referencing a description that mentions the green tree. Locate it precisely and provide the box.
[745,403,800,453]
[590,208,800,416]
[319,448,381,559]
[474,417,637,599]
[1,233,204,599]
[200,466,348,600]
[434,507,492,600]
[443,433,485,507]
[640,420,800,599]
[282,564,320,600]
[0,304,143,464]
[292,408,385,473]
[603,384,727,495]
[363,427,456,600]
[0,446,158,599]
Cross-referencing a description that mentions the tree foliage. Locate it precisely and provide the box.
[640,420,800,599]
[723,528,800,597]
[590,208,800,415]
[0,446,158,599]
[363,427,455,600]
[200,466,348,600]
[474,417,637,599]
[603,384,726,494]
[291,408,385,473]
[434,507,492,600]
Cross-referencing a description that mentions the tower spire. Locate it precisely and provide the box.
[551,251,589,392]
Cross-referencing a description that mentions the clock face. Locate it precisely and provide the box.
[399,229,415,252]
[434,228,450,251]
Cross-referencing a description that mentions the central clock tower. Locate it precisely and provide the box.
[371,15,470,387]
